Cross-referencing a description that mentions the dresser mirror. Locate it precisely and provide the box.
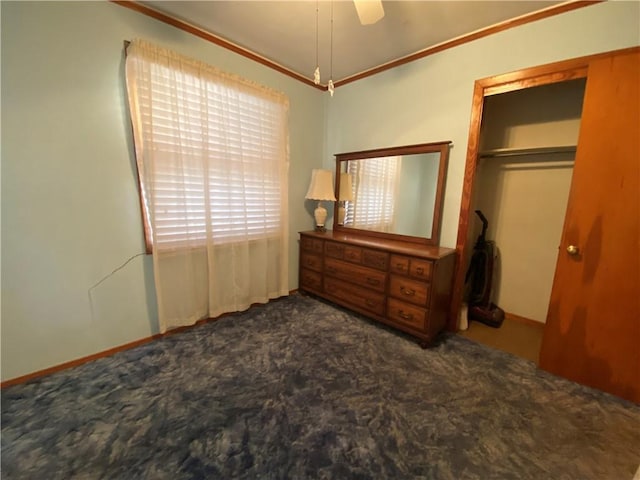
[333,141,451,245]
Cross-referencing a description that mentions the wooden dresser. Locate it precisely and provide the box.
[299,230,457,347]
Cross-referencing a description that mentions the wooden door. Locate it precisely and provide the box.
[538,50,640,403]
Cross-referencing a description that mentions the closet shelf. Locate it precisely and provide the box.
[479,145,577,158]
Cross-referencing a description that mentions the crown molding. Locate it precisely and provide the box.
[112,0,601,91]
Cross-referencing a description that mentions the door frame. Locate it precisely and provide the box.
[448,46,639,331]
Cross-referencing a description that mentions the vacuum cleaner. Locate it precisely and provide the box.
[465,210,505,328]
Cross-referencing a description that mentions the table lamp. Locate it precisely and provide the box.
[305,169,336,231]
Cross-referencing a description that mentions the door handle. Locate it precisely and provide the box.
[566,245,580,256]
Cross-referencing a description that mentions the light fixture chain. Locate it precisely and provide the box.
[328,0,334,96]
[330,0,333,79]
[313,0,320,85]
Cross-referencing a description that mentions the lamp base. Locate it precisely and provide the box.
[314,202,328,231]
[314,225,327,232]
[338,205,346,226]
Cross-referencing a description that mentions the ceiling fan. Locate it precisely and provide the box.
[353,0,385,25]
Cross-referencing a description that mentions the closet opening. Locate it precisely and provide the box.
[459,78,587,363]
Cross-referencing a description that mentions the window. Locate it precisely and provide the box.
[125,40,290,332]
[125,40,289,253]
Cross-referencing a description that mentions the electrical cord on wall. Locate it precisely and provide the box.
[87,252,147,322]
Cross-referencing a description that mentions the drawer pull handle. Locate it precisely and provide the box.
[306,259,314,266]
[416,267,424,275]
[348,252,357,259]
[365,299,377,307]
[400,286,415,296]
[366,278,380,286]
[396,263,406,270]
[398,311,414,321]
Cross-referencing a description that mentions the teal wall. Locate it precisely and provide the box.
[325,1,640,248]
[394,153,441,238]
[2,0,639,381]
[1,1,325,381]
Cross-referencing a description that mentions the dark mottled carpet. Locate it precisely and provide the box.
[2,294,639,479]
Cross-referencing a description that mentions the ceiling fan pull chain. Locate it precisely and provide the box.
[313,0,320,85]
[329,0,334,96]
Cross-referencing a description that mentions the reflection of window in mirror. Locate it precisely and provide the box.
[345,156,401,232]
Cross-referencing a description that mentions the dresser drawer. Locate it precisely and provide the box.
[409,258,432,280]
[390,255,410,275]
[387,298,427,330]
[300,252,322,272]
[344,245,362,264]
[325,258,386,293]
[301,236,323,254]
[390,254,433,280]
[362,249,389,270]
[300,268,322,291]
[325,241,345,259]
[325,276,385,316]
[389,274,430,306]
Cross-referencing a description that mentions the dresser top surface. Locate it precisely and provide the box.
[300,230,456,260]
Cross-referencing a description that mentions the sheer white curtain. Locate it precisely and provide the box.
[125,39,289,333]
[347,156,401,232]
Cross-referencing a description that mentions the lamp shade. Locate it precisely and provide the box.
[339,173,354,202]
[305,169,336,201]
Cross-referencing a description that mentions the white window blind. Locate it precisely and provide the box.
[346,156,401,231]
[126,41,289,251]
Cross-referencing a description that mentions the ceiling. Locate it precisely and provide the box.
[140,1,573,86]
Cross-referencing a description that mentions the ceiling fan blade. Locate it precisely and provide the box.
[353,0,385,25]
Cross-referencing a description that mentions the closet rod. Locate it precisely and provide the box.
[479,145,576,159]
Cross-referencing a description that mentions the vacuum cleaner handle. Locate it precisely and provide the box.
[475,210,488,243]
[475,210,488,229]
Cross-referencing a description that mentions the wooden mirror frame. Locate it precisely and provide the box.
[333,141,451,245]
